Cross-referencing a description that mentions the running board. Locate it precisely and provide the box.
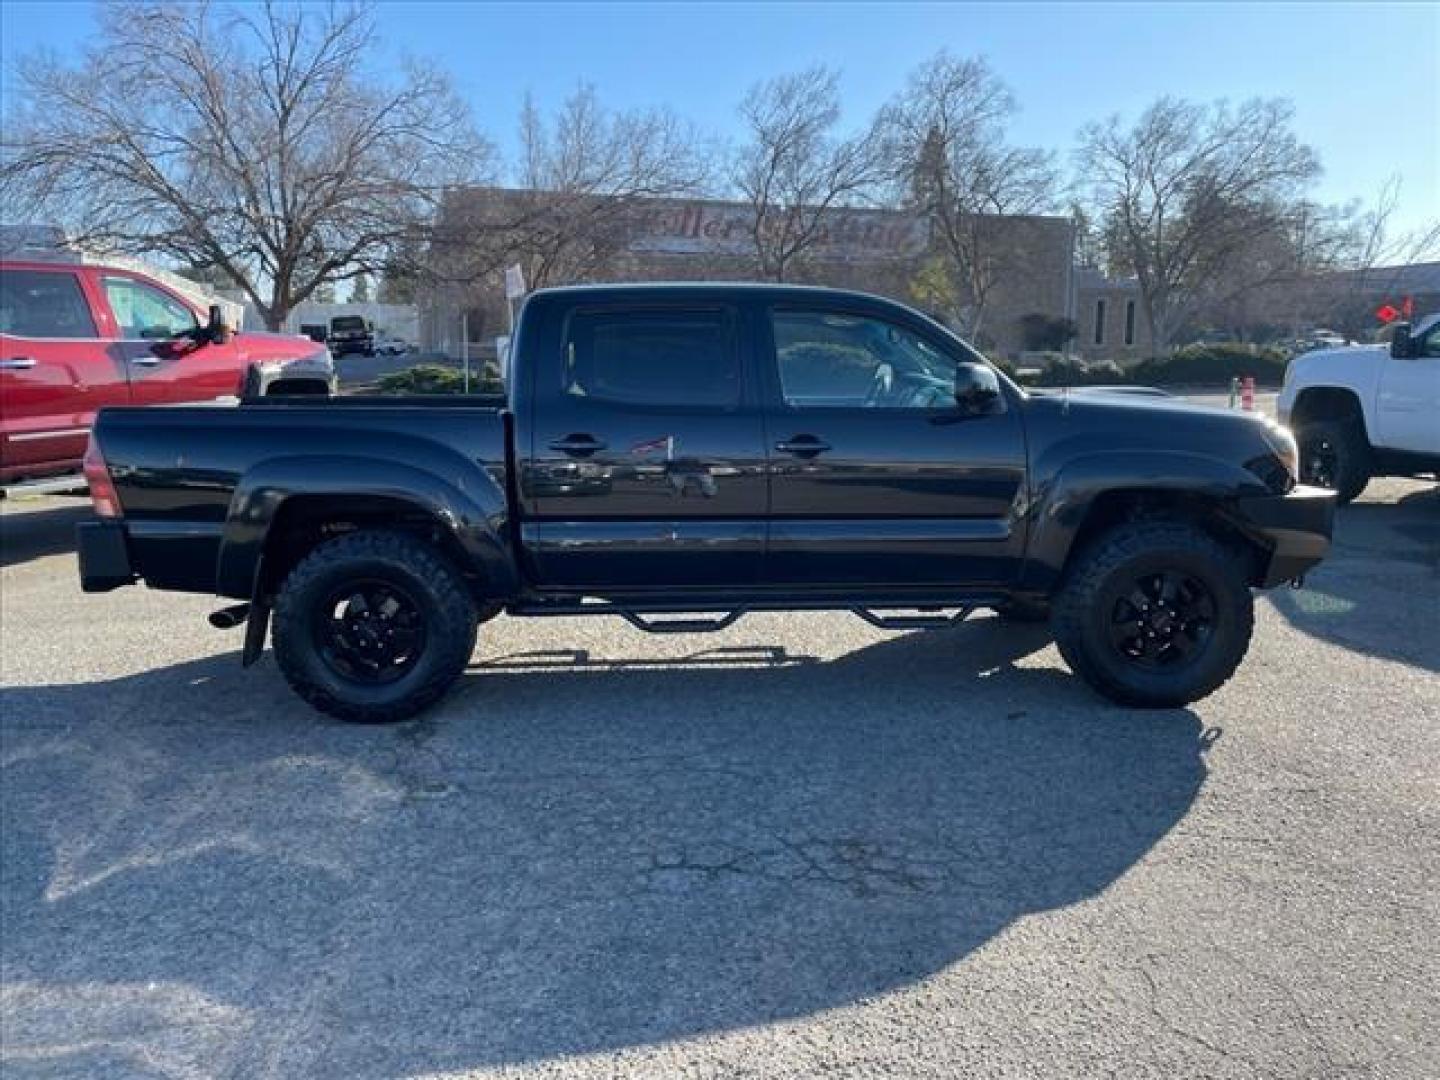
[852,606,976,630]
[508,599,984,634]
[617,609,745,634]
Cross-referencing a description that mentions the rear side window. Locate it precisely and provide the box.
[563,309,739,408]
[0,269,98,338]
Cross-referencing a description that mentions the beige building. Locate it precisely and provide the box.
[420,188,1077,361]
[1073,269,1152,366]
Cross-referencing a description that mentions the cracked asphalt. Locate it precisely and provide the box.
[1,477,1436,1079]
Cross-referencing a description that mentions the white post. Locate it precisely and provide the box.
[461,310,471,393]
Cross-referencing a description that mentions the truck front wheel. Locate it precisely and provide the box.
[1297,419,1370,505]
[272,530,478,722]
[1052,520,1254,708]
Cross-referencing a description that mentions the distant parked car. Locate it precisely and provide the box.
[1,257,334,492]
[375,336,414,357]
[328,315,375,357]
[1279,312,1440,503]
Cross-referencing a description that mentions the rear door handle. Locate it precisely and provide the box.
[129,357,162,366]
[776,435,831,456]
[548,434,608,456]
[0,357,37,370]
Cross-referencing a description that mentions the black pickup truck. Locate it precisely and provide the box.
[77,284,1334,721]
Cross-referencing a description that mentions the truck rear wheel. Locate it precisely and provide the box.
[1052,520,1254,708]
[1297,419,1370,505]
[272,530,478,722]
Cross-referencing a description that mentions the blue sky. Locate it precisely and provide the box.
[3,1,1437,236]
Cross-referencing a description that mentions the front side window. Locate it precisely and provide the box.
[102,276,198,339]
[772,309,957,409]
[0,269,98,338]
[564,309,739,408]
[1419,321,1440,358]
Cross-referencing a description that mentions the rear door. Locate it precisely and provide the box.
[522,301,768,590]
[97,271,241,404]
[760,302,1028,587]
[0,265,130,478]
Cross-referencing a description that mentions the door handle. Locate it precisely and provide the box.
[548,434,608,456]
[775,435,831,456]
[0,357,37,370]
[129,357,162,366]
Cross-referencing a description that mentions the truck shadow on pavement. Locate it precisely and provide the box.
[1268,485,1439,673]
[0,502,89,568]
[1,622,1209,1078]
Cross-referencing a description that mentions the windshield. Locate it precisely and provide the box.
[332,317,367,331]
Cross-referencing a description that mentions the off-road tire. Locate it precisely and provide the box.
[272,529,478,722]
[1298,418,1370,505]
[1052,520,1254,708]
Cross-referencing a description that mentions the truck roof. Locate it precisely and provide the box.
[527,281,906,306]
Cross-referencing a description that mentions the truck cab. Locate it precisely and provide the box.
[1278,313,1440,503]
[0,258,335,490]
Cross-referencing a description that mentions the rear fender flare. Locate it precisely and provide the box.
[216,455,515,600]
[1020,451,1265,590]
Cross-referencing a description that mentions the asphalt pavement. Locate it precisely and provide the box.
[1,477,1436,1079]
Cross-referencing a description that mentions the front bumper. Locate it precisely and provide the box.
[76,520,137,593]
[1236,484,1336,587]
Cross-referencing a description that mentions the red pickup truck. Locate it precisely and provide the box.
[1,258,335,490]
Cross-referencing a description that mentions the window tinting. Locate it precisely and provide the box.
[0,269,98,338]
[564,309,738,407]
[102,276,197,339]
[772,310,957,409]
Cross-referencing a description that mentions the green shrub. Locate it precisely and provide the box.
[1131,344,1288,386]
[375,363,504,395]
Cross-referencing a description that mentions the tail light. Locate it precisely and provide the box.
[82,433,121,518]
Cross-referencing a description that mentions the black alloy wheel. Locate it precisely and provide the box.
[1106,569,1216,670]
[314,578,428,685]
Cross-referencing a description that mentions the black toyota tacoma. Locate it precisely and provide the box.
[77,284,1334,721]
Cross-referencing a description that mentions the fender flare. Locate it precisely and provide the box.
[215,454,517,600]
[1020,450,1264,590]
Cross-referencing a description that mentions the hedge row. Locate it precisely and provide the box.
[375,363,503,395]
[1002,344,1289,388]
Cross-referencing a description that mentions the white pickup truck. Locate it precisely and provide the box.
[1278,313,1440,503]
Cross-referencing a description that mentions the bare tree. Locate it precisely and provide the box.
[1,1,489,328]
[1317,177,1440,338]
[880,53,1057,341]
[732,67,881,282]
[433,85,704,295]
[1075,97,1320,352]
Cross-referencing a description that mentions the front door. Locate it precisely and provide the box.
[523,302,769,591]
[0,266,130,479]
[97,272,238,404]
[761,304,1028,587]
[1376,321,1440,455]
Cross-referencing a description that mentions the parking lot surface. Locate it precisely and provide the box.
[1,478,1436,1079]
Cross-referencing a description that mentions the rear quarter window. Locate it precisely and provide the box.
[562,308,740,409]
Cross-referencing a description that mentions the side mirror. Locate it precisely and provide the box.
[1390,322,1413,358]
[954,361,1004,416]
[206,304,234,346]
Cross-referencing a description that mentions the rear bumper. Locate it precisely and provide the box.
[76,520,137,592]
[1236,484,1336,587]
